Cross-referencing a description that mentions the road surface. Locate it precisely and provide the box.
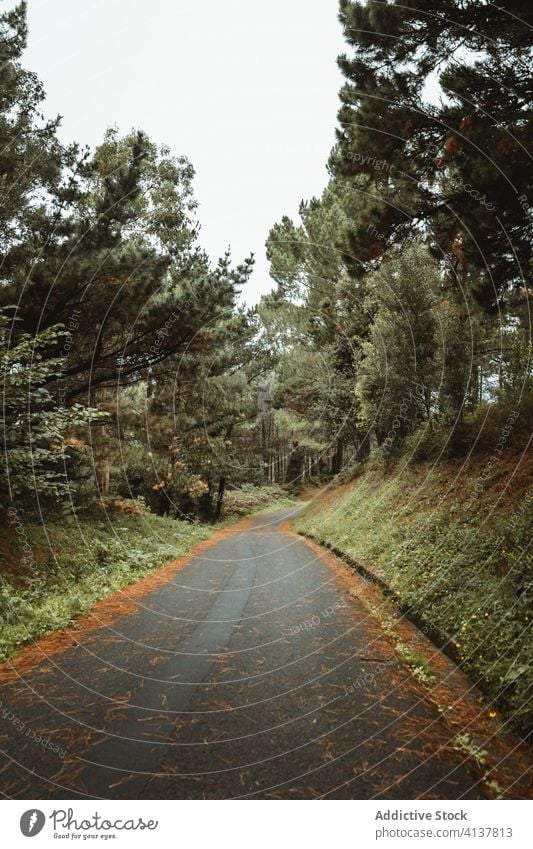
[0,510,484,799]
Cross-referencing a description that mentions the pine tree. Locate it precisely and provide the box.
[333,0,533,309]
[356,243,439,447]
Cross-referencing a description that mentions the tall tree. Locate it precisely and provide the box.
[1,123,253,402]
[333,0,533,309]
[356,243,439,447]
[0,2,69,253]
[264,182,370,472]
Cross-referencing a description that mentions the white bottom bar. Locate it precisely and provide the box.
[2,799,532,848]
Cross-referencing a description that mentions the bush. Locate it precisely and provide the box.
[222,484,295,518]
[401,393,533,463]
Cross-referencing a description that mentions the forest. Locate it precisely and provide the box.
[1,1,532,736]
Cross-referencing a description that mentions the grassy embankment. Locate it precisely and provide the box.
[295,454,533,736]
[0,485,297,662]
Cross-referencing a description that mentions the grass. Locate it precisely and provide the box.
[221,483,299,518]
[0,510,214,662]
[395,642,436,685]
[295,453,533,736]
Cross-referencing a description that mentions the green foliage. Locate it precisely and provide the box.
[454,734,488,768]
[262,184,370,479]
[0,1,67,250]
[356,243,439,444]
[296,461,533,735]
[120,307,266,521]
[0,312,104,508]
[0,512,212,661]
[395,642,436,686]
[334,0,533,307]
[2,120,253,401]
[0,4,256,516]
[404,392,533,461]
[221,484,296,518]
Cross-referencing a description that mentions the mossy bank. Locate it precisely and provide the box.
[295,454,533,737]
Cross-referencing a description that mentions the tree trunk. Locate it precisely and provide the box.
[331,441,344,475]
[96,459,110,497]
[215,476,226,521]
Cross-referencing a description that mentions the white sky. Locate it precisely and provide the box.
[24,0,345,304]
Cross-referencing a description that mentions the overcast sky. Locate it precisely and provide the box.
[24,0,345,304]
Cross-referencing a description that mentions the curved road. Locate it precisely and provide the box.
[0,510,484,799]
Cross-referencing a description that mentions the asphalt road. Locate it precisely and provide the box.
[0,510,484,799]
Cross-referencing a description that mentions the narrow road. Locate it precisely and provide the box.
[0,510,484,799]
